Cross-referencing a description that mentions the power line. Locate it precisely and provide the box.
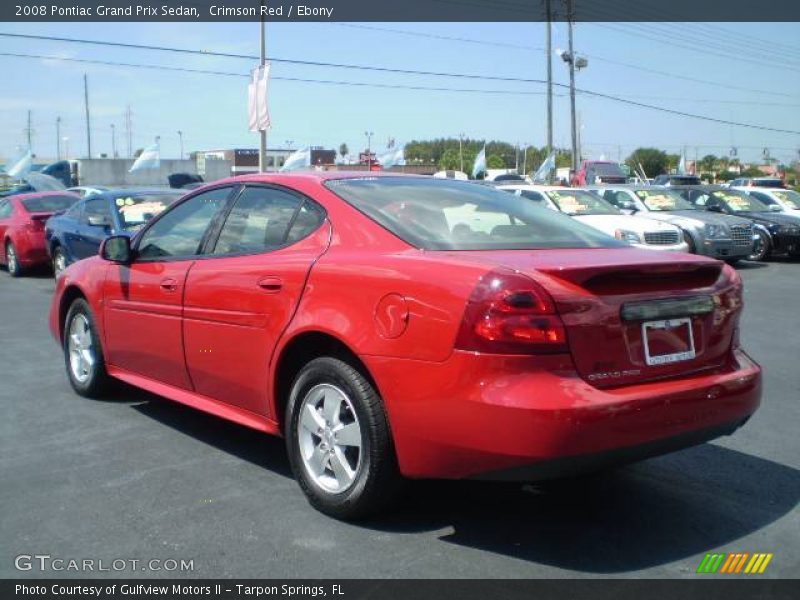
[2,49,798,136]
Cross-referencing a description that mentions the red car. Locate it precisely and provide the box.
[570,160,628,186]
[49,173,761,519]
[1,191,80,277]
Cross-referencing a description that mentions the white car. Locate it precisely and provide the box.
[733,187,800,214]
[67,185,109,198]
[498,184,689,252]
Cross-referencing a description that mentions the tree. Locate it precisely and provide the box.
[438,148,461,171]
[487,154,505,169]
[626,147,669,177]
[339,143,349,158]
[699,154,718,173]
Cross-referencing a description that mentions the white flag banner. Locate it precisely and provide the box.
[472,144,486,179]
[280,147,312,172]
[248,64,271,132]
[531,151,556,183]
[129,143,160,172]
[377,145,405,168]
[6,149,33,179]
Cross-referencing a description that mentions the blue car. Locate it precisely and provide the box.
[45,188,184,277]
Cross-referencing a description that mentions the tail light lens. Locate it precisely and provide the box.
[455,268,568,354]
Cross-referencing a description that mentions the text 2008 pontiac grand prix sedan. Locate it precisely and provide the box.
[49,173,761,519]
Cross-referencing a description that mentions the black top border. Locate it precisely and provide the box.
[3,0,800,22]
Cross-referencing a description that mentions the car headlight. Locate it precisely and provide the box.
[704,224,730,238]
[614,229,641,243]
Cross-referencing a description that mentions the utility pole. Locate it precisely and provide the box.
[125,105,132,158]
[83,73,92,158]
[365,131,373,170]
[458,133,465,173]
[566,0,578,174]
[111,124,117,158]
[25,110,33,151]
[258,0,268,172]
[545,0,553,159]
[56,117,62,160]
[177,130,184,160]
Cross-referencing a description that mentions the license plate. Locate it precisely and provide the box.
[642,317,696,366]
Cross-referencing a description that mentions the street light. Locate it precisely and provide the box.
[177,130,184,160]
[558,1,588,175]
[63,137,70,160]
[285,139,294,150]
[458,132,465,173]
[364,131,373,170]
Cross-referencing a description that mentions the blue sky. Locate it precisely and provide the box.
[1,21,798,165]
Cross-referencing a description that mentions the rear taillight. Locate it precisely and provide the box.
[455,268,568,354]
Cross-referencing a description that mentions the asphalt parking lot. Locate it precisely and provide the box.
[1,260,798,579]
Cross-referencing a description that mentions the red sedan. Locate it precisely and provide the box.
[48,173,761,519]
[1,191,80,277]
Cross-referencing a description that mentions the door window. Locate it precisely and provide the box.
[137,187,231,259]
[82,198,112,226]
[212,187,322,255]
[0,200,12,219]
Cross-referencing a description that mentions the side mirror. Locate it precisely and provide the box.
[87,214,111,228]
[100,235,132,263]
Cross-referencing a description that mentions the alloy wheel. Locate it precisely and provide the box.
[297,383,363,494]
[68,313,95,384]
[7,243,18,275]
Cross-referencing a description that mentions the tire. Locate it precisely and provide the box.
[5,241,22,277]
[285,356,403,520]
[52,245,67,279]
[682,231,696,254]
[63,298,112,398]
[748,230,771,261]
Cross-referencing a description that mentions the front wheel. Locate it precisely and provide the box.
[748,230,771,261]
[5,241,22,277]
[285,357,403,520]
[64,298,112,398]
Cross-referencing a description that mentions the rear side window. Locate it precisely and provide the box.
[21,195,77,213]
[326,177,624,251]
[137,187,231,259]
[0,200,12,219]
[212,187,323,255]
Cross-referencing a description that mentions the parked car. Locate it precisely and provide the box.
[499,184,688,252]
[67,186,109,199]
[587,185,755,264]
[733,187,800,214]
[45,189,183,278]
[674,185,800,261]
[570,160,627,186]
[50,173,761,519]
[653,174,702,186]
[0,191,80,276]
[728,177,785,189]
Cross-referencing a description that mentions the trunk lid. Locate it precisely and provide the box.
[442,248,740,387]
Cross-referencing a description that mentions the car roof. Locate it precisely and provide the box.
[93,188,185,198]
[7,190,80,203]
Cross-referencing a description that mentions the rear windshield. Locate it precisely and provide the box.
[21,195,77,213]
[114,193,182,231]
[753,179,784,188]
[543,189,621,216]
[634,189,696,211]
[670,176,701,185]
[325,177,625,251]
[590,163,626,177]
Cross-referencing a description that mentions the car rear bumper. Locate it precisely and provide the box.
[366,348,761,480]
[15,233,49,267]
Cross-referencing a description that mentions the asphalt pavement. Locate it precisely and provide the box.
[1,260,798,579]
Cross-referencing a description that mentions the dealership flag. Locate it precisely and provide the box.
[677,153,687,175]
[532,151,556,183]
[129,143,160,172]
[280,147,312,172]
[5,149,33,179]
[248,64,271,132]
[378,144,405,168]
[472,144,486,179]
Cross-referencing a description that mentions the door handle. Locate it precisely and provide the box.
[257,276,283,293]
[160,277,178,292]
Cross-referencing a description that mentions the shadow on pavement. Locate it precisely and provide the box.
[127,390,798,574]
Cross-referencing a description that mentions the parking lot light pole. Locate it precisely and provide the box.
[258,2,268,172]
[177,130,184,160]
[459,132,465,173]
[365,131,373,170]
[566,0,578,173]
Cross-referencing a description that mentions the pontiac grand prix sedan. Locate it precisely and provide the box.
[49,173,761,519]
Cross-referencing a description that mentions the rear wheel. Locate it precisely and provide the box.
[5,241,22,277]
[748,230,771,261]
[285,357,403,520]
[64,298,112,398]
[52,246,67,279]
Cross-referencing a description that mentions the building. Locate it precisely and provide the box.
[195,148,295,176]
